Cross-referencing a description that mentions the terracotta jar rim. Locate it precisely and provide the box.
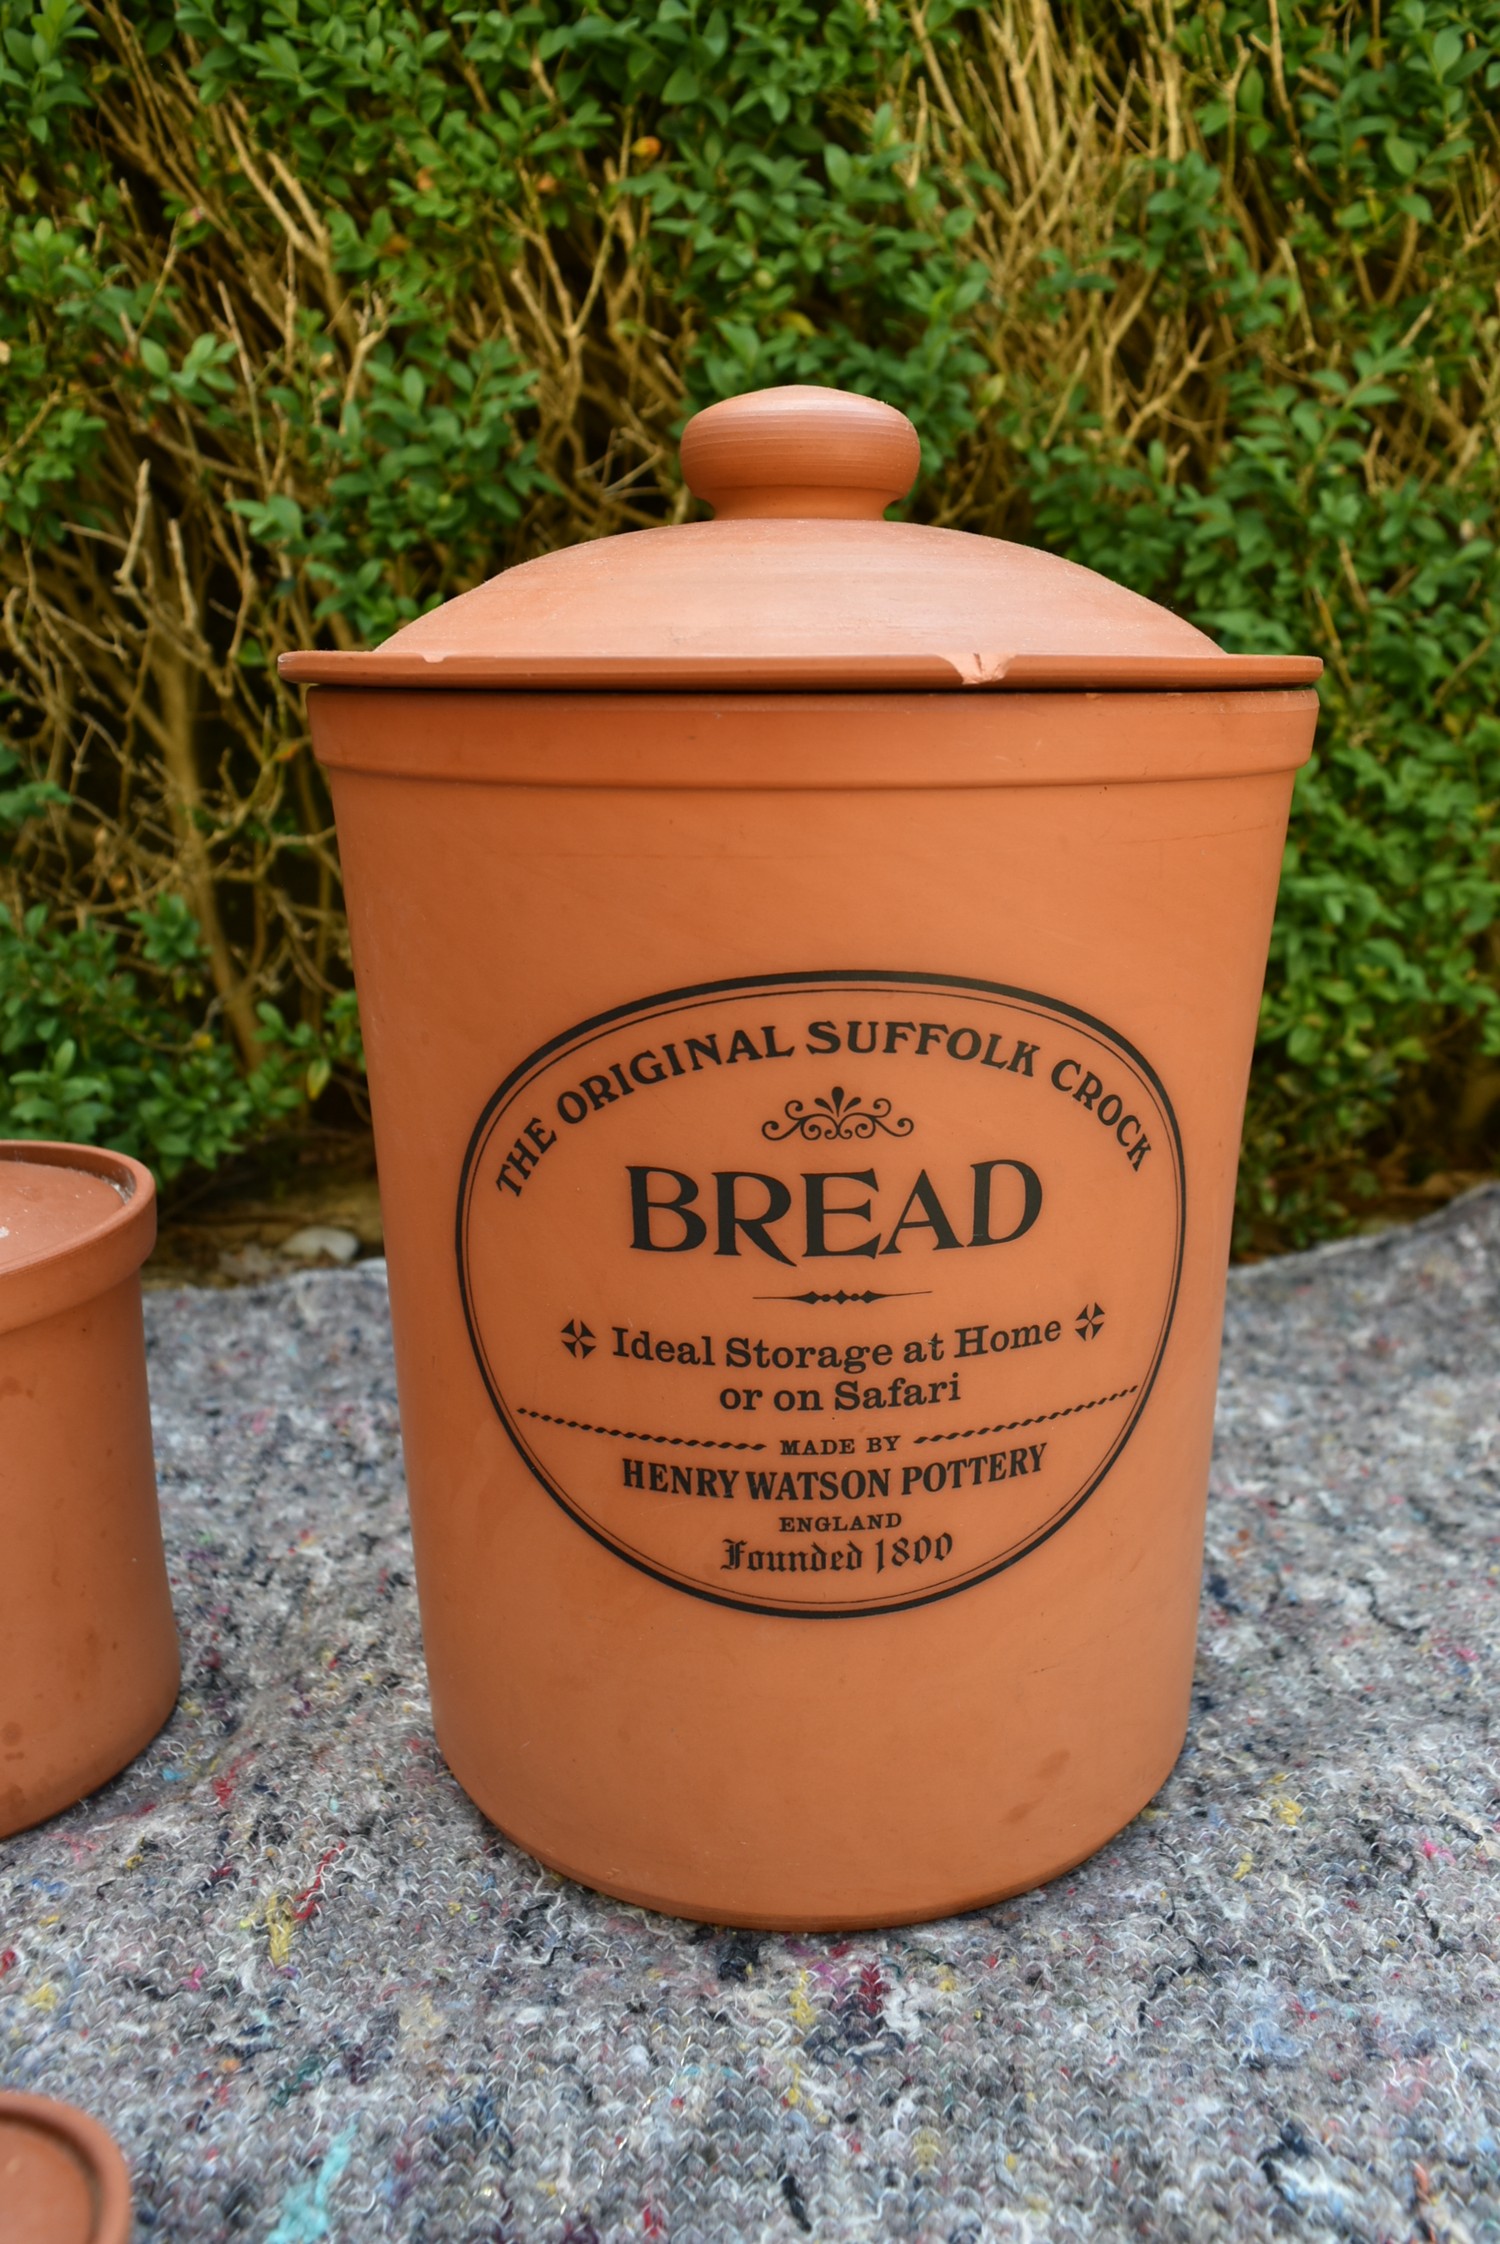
[0,1141,157,1338]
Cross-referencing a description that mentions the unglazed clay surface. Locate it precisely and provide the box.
[280,384,1319,691]
[303,688,1315,1925]
[0,2093,131,2244]
[0,1143,178,1840]
[0,1160,128,1274]
[281,381,1320,1925]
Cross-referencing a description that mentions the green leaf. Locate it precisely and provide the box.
[1431,26,1464,75]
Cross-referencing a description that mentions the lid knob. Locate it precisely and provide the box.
[681,384,920,522]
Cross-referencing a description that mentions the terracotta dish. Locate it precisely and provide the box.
[0,2092,132,2244]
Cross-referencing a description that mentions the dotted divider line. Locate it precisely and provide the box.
[913,1385,1140,1446]
[518,1408,765,1452]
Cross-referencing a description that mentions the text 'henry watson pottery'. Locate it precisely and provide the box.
[281,385,1320,1930]
[0,1142,178,1839]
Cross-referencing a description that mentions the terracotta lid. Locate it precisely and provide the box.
[0,2094,132,2244]
[279,385,1319,694]
[0,1143,157,1339]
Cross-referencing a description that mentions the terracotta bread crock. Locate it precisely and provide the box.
[0,1141,178,1839]
[281,384,1320,1929]
[0,2092,132,2244]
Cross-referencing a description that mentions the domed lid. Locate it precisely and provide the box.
[0,2093,132,2244]
[280,385,1318,693]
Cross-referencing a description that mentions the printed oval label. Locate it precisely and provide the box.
[457,971,1184,1617]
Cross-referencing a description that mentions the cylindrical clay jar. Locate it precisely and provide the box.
[283,385,1320,1927]
[0,1141,177,1837]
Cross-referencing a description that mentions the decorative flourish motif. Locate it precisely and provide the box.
[761,1085,915,1143]
[754,1289,932,1307]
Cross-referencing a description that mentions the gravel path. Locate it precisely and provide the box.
[2,1195,1497,2241]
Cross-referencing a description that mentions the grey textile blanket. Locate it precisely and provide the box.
[1,1194,1497,2242]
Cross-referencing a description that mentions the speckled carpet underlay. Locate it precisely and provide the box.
[2,1193,1497,2241]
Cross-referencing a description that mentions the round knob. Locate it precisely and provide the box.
[681,384,920,521]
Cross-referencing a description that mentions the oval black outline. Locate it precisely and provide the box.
[456,969,1186,1619]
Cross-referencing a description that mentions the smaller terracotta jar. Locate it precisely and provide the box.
[0,2092,132,2244]
[0,1142,178,1838]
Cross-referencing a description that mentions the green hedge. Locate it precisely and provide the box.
[3,0,1499,1243]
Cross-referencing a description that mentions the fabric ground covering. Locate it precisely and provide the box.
[1,1194,1497,2243]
